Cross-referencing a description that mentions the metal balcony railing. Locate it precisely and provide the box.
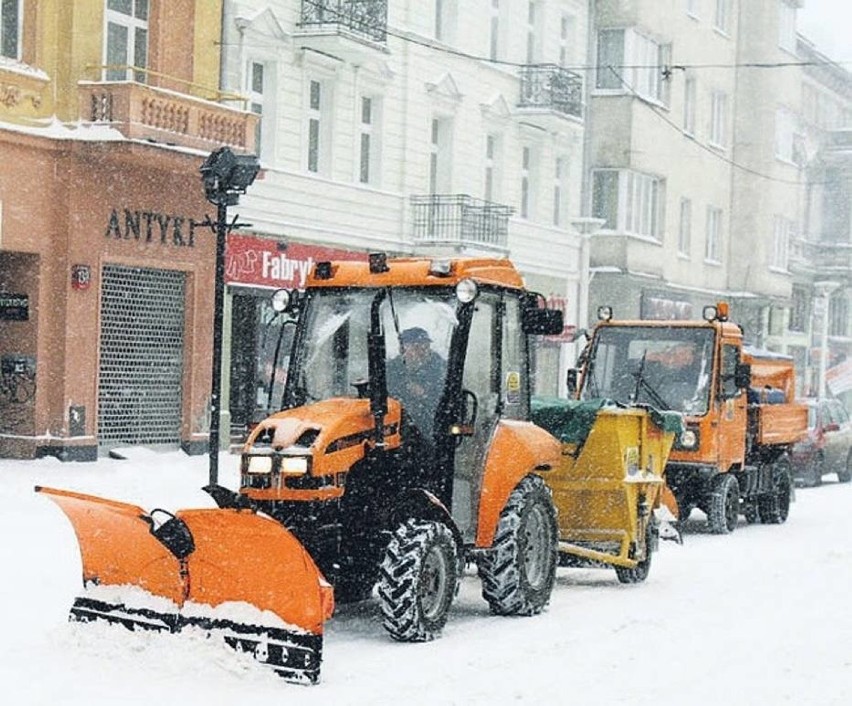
[299,0,388,43]
[519,64,583,119]
[410,195,513,249]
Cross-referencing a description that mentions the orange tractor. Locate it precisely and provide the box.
[38,255,566,684]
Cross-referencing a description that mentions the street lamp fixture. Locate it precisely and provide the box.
[200,147,260,485]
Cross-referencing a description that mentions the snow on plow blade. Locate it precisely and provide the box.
[35,486,334,685]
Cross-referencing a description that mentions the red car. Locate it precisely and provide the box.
[791,398,852,487]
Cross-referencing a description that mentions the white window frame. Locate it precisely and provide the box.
[429,116,453,194]
[248,61,266,159]
[489,0,502,61]
[714,0,731,35]
[526,1,542,64]
[306,78,333,176]
[358,95,382,186]
[104,0,149,82]
[709,90,727,148]
[591,168,665,240]
[678,198,692,256]
[771,215,792,271]
[553,156,568,227]
[484,133,503,202]
[595,29,625,91]
[559,13,576,67]
[521,145,532,218]
[705,206,722,263]
[1,0,22,60]
[435,0,457,44]
[596,29,670,104]
[778,0,797,54]
[683,76,696,135]
[774,106,798,164]
[686,0,700,19]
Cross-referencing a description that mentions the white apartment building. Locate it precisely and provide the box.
[216,1,591,434]
[587,0,741,323]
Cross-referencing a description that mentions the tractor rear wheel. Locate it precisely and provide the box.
[478,475,558,616]
[708,473,739,534]
[377,519,459,642]
[760,458,793,524]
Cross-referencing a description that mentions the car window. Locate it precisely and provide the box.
[834,402,850,424]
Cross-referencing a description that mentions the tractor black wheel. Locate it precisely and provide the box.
[377,519,459,642]
[838,451,852,483]
[708,474,739,534]
[615,523,655,584]
[478,475,558,616]
[743,501,761,524]
[759,457,793,524]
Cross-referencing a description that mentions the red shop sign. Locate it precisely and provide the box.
[226,234,366,288]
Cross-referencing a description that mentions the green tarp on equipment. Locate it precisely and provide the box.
[531,397,683,448]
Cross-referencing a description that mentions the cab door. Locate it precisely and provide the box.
[715,341,748,469]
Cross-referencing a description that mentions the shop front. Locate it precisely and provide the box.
[222,234,366,444]
[0,135,220,460]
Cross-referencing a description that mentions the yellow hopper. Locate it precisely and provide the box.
[532,399,682,583]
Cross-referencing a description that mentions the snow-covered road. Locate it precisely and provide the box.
[0,449,849,705]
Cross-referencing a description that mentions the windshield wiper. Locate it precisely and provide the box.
[632,351,671,410]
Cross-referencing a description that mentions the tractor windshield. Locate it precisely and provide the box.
[581,326,716,416]
[285,287,459,432]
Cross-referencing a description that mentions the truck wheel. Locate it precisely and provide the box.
[759,458,792,524]
[708,474,739,534]
[838,451,852,483]
[615,524,655,584]
[743,502,760,524]
[377,519,458,642]
[478,475,558,616]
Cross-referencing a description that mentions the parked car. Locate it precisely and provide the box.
[791,398,852,487]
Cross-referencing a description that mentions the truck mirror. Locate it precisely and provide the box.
[734,363,751,389]
[566,369,578,395]
[522,307,564,335]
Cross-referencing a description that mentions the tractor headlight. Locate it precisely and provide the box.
[456,278,478,303]
[677,428,699,450]
[280,456,310,476]
[246,455,273,474]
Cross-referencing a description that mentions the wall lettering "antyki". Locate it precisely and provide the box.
[104,208,201,247]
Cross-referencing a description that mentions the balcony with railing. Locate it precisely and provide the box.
[791,238,852,277]
[297,0,388,62]
[518,64,584,124]
[410,195,513,252]
[78,77,257,153]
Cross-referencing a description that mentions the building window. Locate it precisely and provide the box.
[790,286,808,332]
[553,157,568,227]
[1,0,21,60]
[774,107,800,163]
[683,77,696,134]
[592,169,664,239]
[705,206,722,262]
[678,198,692,255]
[526,1,541,64]
[686,0,700,18]
[359,96,382,185]
[484,133,502,202]
[829,293,848,337]
[520,146,536,219]
[714,0,731,34]
[105,0,149,82]
[435,0,457,43]
[771,216,792,270]
[489,0,501,61]
[778,0,797,53]
[248,62,265,157]
[306,79,332,175]
[709,90,727,147]
[559,14,576,67]
[596,29,670,104]
[429,117,453,193]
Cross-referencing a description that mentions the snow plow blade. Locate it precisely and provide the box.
[35,486,334,685]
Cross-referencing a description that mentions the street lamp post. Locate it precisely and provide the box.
[814,280,840,399]
[200,147,260,486]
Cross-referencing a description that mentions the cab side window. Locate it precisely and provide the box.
[720,344,740,399]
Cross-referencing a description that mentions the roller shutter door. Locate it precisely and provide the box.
[98,265,186,447]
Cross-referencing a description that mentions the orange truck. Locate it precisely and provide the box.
[38,254,566,684]
[568,302,807,534]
